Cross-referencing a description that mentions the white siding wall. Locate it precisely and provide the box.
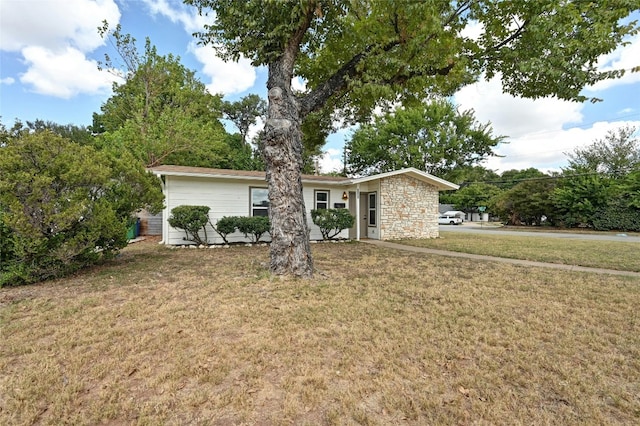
[303,186,350,241]
[165,176,260,245]
[164,175,350,245]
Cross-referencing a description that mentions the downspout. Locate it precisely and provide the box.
[157,173,168,245]
[356,184,360,241]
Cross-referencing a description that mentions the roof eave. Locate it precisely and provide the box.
[349,168,459,191]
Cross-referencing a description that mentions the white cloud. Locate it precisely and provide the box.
[142,0,211,34]
[588,34,640,91]
[455,76,583,138]
[190,43,257,95]
[319,148,344,174]
[1,77,15,85]
[0,0,121,98]
[454,75,640,173]
[460,20,483,42]
[0,0,120,52]
[247,117,264,142]
[20,46,119,98]
[292,77,307,92]
[481,120,640,173]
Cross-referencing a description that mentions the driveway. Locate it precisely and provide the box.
[439,223,640,243]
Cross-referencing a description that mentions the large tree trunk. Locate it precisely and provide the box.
[263,61,313,277]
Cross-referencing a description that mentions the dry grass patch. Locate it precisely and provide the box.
[400,231,640,272]
[1,241,639,425]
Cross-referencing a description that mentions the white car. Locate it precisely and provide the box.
[438,215,463,225]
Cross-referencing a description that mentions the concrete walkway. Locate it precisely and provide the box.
[363,239,640,278]
[439,223,640,243]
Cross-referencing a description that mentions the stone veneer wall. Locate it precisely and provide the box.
[379,174,440,240]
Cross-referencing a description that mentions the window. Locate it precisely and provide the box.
[250,187,269,217]
[368,193,377,226]
[315,190,329,210]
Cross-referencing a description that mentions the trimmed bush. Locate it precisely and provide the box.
[311,208,355,240]
[213,216,240,244]
[236,216,271,243]
[168,205,211,245]
[210,216,271,244]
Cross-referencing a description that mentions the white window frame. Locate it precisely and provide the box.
[314,190,330,210]
[250,187,269,217]
[368,192,377,226]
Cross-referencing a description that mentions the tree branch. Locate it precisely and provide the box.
[299,3,472,117]
[299,42,456,116]
[276,1,319,87]
[491,19,529,51]
[299,46,377,116]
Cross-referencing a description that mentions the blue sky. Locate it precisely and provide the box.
[1,0,639,173]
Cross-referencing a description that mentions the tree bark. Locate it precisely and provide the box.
[264,60,313,277]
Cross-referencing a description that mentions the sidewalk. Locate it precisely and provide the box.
[363,240,640,278]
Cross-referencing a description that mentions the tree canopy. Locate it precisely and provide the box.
[222,94,267,146]
[94,23,239,168]
[492,177,558,226]
[554,126,640,229]
[346,99,503,176]
[8,119,94,146]
[567,125,640,176]
[186,0,639,276]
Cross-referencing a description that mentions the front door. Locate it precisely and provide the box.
[348,191,375,239]
[367,192,378,239]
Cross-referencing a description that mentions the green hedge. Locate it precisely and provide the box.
[168,205,211,245]
[168,207,272,244]
[0,132,163,287]
[592,200,640,232]
[310,208,355,240]
[213,216,271,244]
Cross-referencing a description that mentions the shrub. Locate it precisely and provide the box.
[235,216,271,243]
[0,131,163,286]
[212,216,271,244]
[311,208,355,240]
[213,216,240,244]
[171,214,271,245]
[168,205,211,245]
[592,199,640,232]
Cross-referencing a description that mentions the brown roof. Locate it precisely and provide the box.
[149,165,350,183]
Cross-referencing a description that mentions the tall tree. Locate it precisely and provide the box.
[554,126,640,228]
[186,0,638,277]
[442,165,501,186]
[222,94,267,146]
[8,119,94,145]
[346,99,503,176]
[95,23,232,168]
[493,177,557,226]
[552,167,613,227]
[499,168,548,190]
[567,125,639,177]
[449,182,503,215]
[439,165,500,204]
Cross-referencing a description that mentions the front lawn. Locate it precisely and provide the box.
[1,241,639,424]
[400,231,640,272]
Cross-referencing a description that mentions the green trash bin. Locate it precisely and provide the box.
[135,218,141,237]
[126,223,136,240]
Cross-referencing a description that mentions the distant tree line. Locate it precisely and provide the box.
[441,126,640,231]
